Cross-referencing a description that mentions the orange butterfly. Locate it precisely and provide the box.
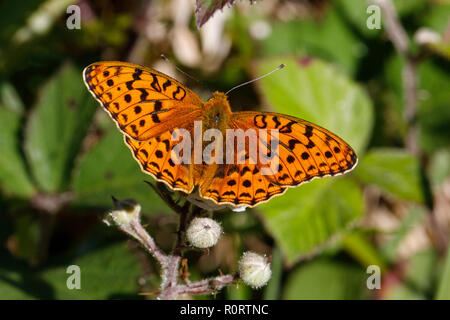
[83,61,357,211]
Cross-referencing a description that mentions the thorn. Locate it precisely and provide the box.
[111,195,119,206]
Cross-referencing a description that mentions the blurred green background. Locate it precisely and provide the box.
[1,0,450,300]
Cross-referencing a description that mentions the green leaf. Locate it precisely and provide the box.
[40,243,142,299]
[418,3,450,61]
[0,0,43,44]
[12,214,40,262]
[436,245,450,299]
[416,60,450,152]
[258,177,364,265]
[384,284,425,300]
[282,258,369,299]
[393,0,426,16]
[0,107,35,197]
[24,64,96,193]
[341,230,387,272]
[226,283,252,300]
[354,148,424,203]
[421,3,450,33]
[405,250,438,294]
[385,56,450,153]
[0,251,53,299]
[380,206,426,262]
[0,276,36,299]
[256,56,373,154]
[428,148,450,189]
[72,127,167,213]
[263,246,283,300]
[259,10,363,75]
[8,0,76,46]
[0,82,25,114]
[426,42,450,61]
[336,0,381,38]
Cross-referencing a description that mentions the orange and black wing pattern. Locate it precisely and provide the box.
[83,61,203,191]
[199,111,357,207]
[83,61,203,141]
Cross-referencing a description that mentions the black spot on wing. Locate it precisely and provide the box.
[162,79,171,91]
[279,121,295,133]
[150,73,161,92]
[172,86,186,101]
[305,125,313,138]
[240,166,251,176]
[254,115,267,129]
[272,116,281,128]
[133,68,143,80]
[227,165,240,176]
[139,88,148,100]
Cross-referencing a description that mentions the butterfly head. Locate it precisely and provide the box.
[203,91,232,130]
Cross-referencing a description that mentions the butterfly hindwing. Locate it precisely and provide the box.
[200,163,286,207]
[199,111,357,207]
[124,130,194,193]
[232,111,357,183]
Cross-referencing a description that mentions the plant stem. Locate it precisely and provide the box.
[113,194,238,299]
[369,0,419,155]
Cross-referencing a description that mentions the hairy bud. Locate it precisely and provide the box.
[106,198,141,228]
[238,251,271,289]
[186,217,222,248]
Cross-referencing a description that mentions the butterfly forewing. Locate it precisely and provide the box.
[83,61,203,141]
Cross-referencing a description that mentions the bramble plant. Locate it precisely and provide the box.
[106,183,270,299]
[1,0,450,301]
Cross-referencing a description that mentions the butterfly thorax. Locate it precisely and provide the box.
[192,91,233,190]
[202,91,232,132]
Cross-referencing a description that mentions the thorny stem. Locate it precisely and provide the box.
[173,205,189,256]
[177,274,240,296]
[127,219,169,267]
[113,185,238,299]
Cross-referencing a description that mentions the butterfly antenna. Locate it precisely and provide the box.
[160,54,200,83]
[225,64,285,95]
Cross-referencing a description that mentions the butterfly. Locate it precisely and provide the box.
[83,61,357,211]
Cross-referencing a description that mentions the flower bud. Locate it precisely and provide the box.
[186,217,222,248]
[414,27,441,45]
[106,198,141,228]
[238,251,271,289]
